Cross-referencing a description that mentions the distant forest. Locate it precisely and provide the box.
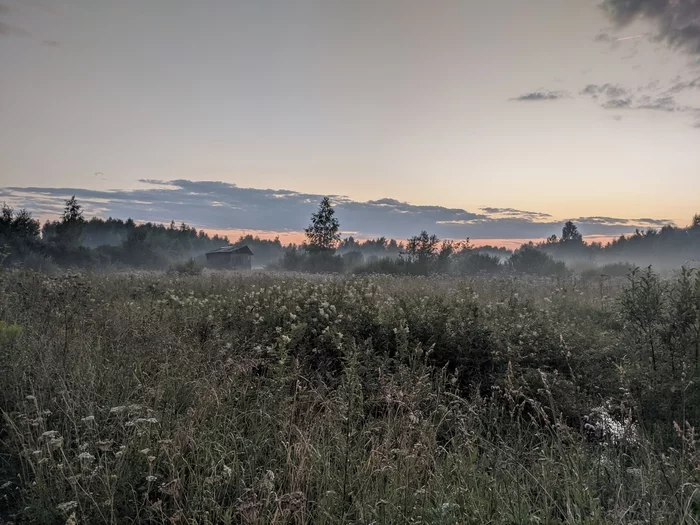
[1,196,699,275]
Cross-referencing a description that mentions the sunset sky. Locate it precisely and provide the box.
[1,0,699,245]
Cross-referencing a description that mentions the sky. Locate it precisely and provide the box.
[1,0,700,245]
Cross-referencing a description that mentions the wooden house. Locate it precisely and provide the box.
[205,245,253,269]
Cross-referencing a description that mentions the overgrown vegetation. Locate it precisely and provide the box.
[2,267,700,523]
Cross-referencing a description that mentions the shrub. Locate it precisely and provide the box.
[580,262,634,279]
[169,258,203,276]
[456,251,502,275]
[277,249,345,273]
[508,245,567,276]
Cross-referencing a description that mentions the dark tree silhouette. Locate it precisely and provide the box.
[56,196,86,246]
[62,196,85,224]
[304,197,341,253]
[561,220,583,243]
[403,231,440,264]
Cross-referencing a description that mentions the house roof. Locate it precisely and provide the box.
[206,245,254,256]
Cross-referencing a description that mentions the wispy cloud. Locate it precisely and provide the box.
[1,180,676,240]
[510,90,568,102]
[581,83,631,99]
[575,216,671,227]
[0,3,29,38]
[479,207,553,220]
[580,81,700,119]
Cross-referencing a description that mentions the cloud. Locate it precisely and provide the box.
[637,95,680,111]
[581,83,631,99]
[41,39,59,47]
[510,90,568,101]
[668,75,700,93]
[0,180,677,240]
[479,207,553,219]
[601,0,700,55]
[574,216,672,227]
[602,98,633,109]
[0,20,28,37]
[0,3,29,37]
[580,80,700,119]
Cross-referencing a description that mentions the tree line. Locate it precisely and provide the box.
[2,195,699,274]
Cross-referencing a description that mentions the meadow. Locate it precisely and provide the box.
[1,268,699,524]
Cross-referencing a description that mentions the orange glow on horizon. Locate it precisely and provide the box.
[202,229,621,250]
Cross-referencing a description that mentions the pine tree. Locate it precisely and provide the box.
[62,196,85,224]
[57,195,85,246]
[304,197,341,253]
[561,220,583,244]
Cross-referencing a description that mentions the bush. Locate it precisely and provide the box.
[277,249,345,273]
[580,262,634,279]
[341,250,364,269]
[18,252,58,274]
[456,251,502,275]
[169,258,203,276]
[508,245,567,276]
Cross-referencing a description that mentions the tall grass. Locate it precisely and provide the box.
[0,270,698,523]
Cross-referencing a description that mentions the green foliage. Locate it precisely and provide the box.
[508,244,568,276]
[402,230,440,266]
[2,271,700,523]
[0,204,42,267]
[561,220,583,244]
[304,197,341,254]
[340,250,364,269]
[278,248,345,273]
[457,251,503,275]
[580,262,635,279]
[52,195,86,247]
[169,257,203,276]
[619,266,665,371]
[0,320,22,345]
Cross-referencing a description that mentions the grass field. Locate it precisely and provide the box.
[1,269,699,524]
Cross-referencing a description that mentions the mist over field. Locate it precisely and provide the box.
[3,1,700,523]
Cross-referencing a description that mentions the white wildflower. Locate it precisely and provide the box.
[134,417,159,425]
[81,415,95,423]
[78,452,95,462]
[57,501,78,512]
[146,475,157,482]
